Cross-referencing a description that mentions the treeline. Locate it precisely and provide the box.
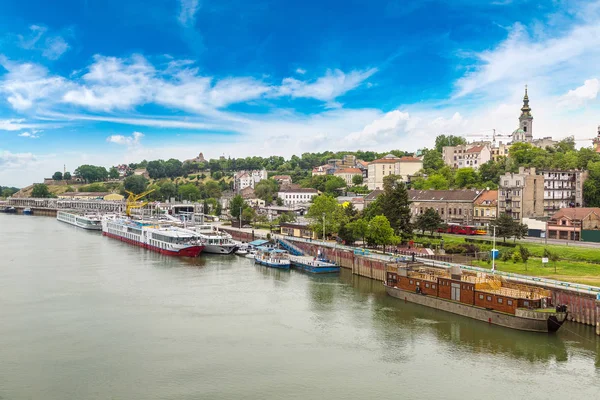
[0,186,19,198]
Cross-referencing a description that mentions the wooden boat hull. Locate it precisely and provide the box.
[385,285,567,333]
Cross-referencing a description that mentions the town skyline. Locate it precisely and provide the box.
[2,0,600,187]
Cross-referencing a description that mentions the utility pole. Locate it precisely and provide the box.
[492,225,497,273]
[239,206,242,229]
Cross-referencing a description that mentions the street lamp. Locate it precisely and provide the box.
[491,225,497,273]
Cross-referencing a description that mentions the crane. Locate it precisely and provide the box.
[464,129,511,146]
[125,189,155,217]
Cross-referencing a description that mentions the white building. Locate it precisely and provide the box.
[334,168,363,186]
[233,169,267,192]
[277,188,318,207]
[540,170,588,216]
[367,154,423,190]
[442,143,492,170]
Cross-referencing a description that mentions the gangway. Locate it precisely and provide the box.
[277,238,304,256]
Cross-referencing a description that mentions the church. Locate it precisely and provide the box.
[510,87,556,148]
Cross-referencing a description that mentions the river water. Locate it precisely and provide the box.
[0,214,598,400]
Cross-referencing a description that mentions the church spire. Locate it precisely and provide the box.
[520,84,531,117]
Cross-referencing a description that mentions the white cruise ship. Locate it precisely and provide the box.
[102,217,205,257]
[193,224,238,254]
[57,211,103,230]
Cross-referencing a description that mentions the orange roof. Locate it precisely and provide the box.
[551,208,600,221]
[334,168,362,174]
[357,160,369,167]
[466,145,485,153]
[399,156,422,162]
[369,158,399,164]
[474,190,498,206]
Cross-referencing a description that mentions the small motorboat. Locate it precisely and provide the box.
[235,249,248,256]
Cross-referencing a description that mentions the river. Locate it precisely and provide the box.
[0,214,598,400]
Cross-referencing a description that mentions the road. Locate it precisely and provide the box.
[446,233,600,248]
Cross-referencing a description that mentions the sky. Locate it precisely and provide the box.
[2,0,600,187]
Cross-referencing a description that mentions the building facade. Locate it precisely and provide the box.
[540,170,588,217]
[442,144,492,170]
[546,208,600,241]
[473,189,498,227]
[408,189,482,225]
[367,155,423,190]
[498,167,544,221]
[334,168,363,186]
[233,169,267,192]
[277,188,318,207]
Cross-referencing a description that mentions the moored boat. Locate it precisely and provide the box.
[254,247,291,269]
[102,217,205,257]
[289,255,339,274]
[193,224,238,254]
[57,211,103,230]
[23,208,33,215]
[384,264,568,333]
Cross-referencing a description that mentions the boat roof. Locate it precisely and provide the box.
[249,239,269,246]
[256,246,287,253]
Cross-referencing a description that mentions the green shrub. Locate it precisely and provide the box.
[512,251,522,263]
[501,251,512,262]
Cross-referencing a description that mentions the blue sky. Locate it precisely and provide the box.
[2,0,600,186]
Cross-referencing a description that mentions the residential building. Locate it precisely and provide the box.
[546,208,600,242]
[473,189,498,227]
[540,170,588,216]
[277,187,318,207]
[271,175,292,186]
[498,167,544,221]
[364,190,384,208]
[408,189,482,225]
[367,154,423,190]
[233,169,267,192]
[311,165,331,176]
[442,143,491,169]
[491,142,510,162]
[336,195,365,211]
[334,168,363,186]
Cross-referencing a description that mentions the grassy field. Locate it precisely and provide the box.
[472,258,600,286]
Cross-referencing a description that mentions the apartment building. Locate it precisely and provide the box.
[367,154,423,190]
[540,170,588,217]
[408,189,481,225]
[498,167,544,221]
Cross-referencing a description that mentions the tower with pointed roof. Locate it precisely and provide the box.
[512,86,534,143]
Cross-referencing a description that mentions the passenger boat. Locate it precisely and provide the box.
[384,264,568,333]
[23,208,33,215]
[289,255,339,274]
[254,247,291,269]
[193,224,238,254]
[57,211,103,230]
[102,217,205,257]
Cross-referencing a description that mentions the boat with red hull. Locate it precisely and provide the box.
[102,217,204,257]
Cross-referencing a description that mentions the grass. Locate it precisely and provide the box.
[472,258,600,287]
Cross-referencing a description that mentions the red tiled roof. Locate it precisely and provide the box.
[399,156,422,162]
[408,189,481,202]
[474,190,498,206]
[551,208,600,221]
[466,145,485,153]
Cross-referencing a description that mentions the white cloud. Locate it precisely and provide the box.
[0,119,32,131]
[0,150,37,169]
[178,0,200,27]
[18,130,41,139]
[559,78,600,108]
[17,25,69,60]
[107,131,144,146]
[296,68,306,75]
[42,36,70,60]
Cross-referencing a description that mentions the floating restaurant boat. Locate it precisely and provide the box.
[289,255,339,274]
[102,217,205,257]
[57,211,103,230]
[384,264,568,333]
[254,247,291,269]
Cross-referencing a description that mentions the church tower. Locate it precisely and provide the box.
[518,85,533,142]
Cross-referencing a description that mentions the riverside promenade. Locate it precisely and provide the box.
[220,224,600,334]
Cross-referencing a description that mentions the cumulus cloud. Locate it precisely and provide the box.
[18,130,41,139]
[296,68,306,75]
[178,0,200,27]
[559,78,600,108]
[0,150,37,169]
[107,131,144,146]
[42,36,70,60]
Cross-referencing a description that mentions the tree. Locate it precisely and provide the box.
[31,183,51,198]
[242,207,256,224]
[63,172,72,180]
[52,171,63,180]
[205,180,222,199]
[215,202,222,216]
[415,208,444,235]
[513,223,528,242]
[347,218,369,247]
[108,166,120,179]
[159,182,177,201]
[124,175,148,194]
[178,183,201,201]
[454,168,479,188]
[435,134,467,153]
[254,179,279,204]
[518,245,530,269]
[74,165,108,183]
[277,212,297,224]
[491,213,516,242]
[352,174,364,185]
[276,197,284,206]
[337,221,358,245]
[230,195,245,220]
[366,215,399,249]
[306,195,345,238]
[421,148,445,173]
[378,175,412,238]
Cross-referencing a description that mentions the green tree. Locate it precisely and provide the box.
[74,165,108,183]
[347,218,369,247]
[52,171,63,180]
[306,195,345,238]
[205,180,222,199]
[435,134,467,153]
[79,183,107,192]
[63,172,72,180]
[378,175,412,238]
[423,174,449,190]
[518,245,530,269]
[352,174,364,185]
[513,222,528,243]
[454,168,479,188]
[215,202,222,216]
[366,215,399,249]
[491,213,516,242]
[242,207,256,224]
[159,182,177,201]
[123,175,148,194]
[421,148,445,173]
[277,212,297,224]
[108,166,120,179]
[178,183,201,201]
[31,183,51,198]
[230,195,245,220]
[276,197,284,206]
[337,221,358,245]
[415,208,444,235]
[254,179,279,204]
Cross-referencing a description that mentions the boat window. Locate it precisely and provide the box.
[507,300,513,306]
[487,296,492,301]
[416,282,420,286]
[432,285,436,289]
[523,301,529,307]
[497,298,503,304]
[479,294,484,300]
[409,280,413,284]
[425,283,429,288]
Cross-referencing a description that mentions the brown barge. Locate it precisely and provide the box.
[384,264,568,333]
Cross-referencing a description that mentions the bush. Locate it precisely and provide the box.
[512,251,522,263]
[501,251,512,262]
